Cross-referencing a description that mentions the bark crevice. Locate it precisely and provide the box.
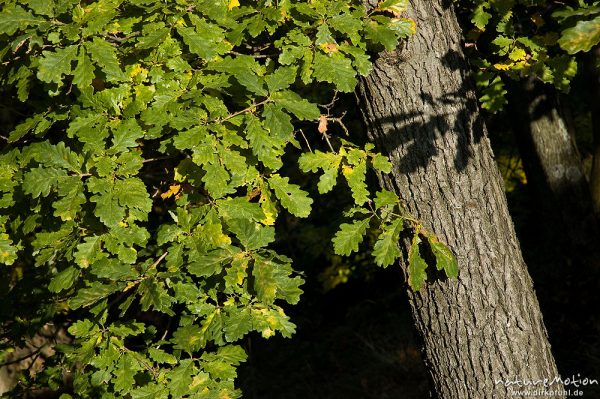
[357,1,563,397]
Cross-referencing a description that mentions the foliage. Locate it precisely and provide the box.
[461,0,600,112]
[0,0,455,396]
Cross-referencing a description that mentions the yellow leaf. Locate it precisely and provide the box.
[493,62,513,71]
[508,47,527,61]
[129,64,148,78]
[219,391,233,399]
[319,42,338,53]
[342,164,353,177]
[259,186,278,226]
[261,327,275,338]
[161,184,181,199]
[228,0,240,11]
[124,281,137,292]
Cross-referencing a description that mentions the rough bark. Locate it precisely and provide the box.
[357,1,564,398]
[587,46,600,218]
[507,77,598,254]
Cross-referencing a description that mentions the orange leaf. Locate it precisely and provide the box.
[161,184,181,199]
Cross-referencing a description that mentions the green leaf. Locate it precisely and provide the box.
[263,103,294,140]
[372,218,403,267]
[265,66,298,92]
[90,257,139,280]
[148,348,177,365]
[171,324,205,353]
[471,3,492,30]
[67,113,108,146]
[137,24,170,49]
[379,0,409,14]
[371,153,392,173]
[408,235,428,291]
[246,115,284,170]
[224,307,253,342]
[113,354,140,392]
[269,175,313,218]
[188,247,241,277]
[177,24,230,60]
[217,197,266,221]
[251,253,303,306]
[8,112,45,143]
[23,167,66,198]
[479,76,507,113]
[329,14,362,44]
[37,45,78,84]
[374,190,398,209]
[86,38,126,82]
[332,218,370,256]
[389,17,417,38]
[130,384,168,399]
[73,47,95,89]
[271,90,320,120]
[137,279,175,314]
[110,119,144,153]
[167,360,194,397]
[365,20,398,50]
[299,151,342,194]
[428,238,458,279]
[0,233,18,265]
[74,236,104,268]
[227,219,275,250]
[114,178,152,220]
[54,178,86,221]
[342,162,369,205]
[252,256,279,305]
[558,16,600,54]
[91,191,126,227]
[313,52,357,92]
[0,5,43,35]
[71,281,124,309]
[48,267,80,293]
[203,163,232,199]
[235,71,267,96]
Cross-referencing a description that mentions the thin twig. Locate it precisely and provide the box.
[142,155,173,164]
[322,133,335,153]
[217,98,271,123]
[319,91,339,111]
[297,129,312,153]
[148,252,168,271]
[103,32,140,43]
[328,111,349,136]
[229,51,276,59]
[0,347,43,368]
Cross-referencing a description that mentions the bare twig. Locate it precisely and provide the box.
[0,347,43,368]
[148,252,168,271]
[297,129,312,153]
[103,32,140,43]
[142,155,173,164]
[217,98,271,123]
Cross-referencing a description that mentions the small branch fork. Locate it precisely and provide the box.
[313,91,350,153]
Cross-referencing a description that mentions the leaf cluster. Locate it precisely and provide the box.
[460,0,600,111]
[0,0,423,396]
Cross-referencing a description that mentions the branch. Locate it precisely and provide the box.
[0,346,43,368]
[217,98,271,123]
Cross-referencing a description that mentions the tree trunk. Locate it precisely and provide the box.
[357,1,564,398]
[587,46,600,219]
[507,77,597,254]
